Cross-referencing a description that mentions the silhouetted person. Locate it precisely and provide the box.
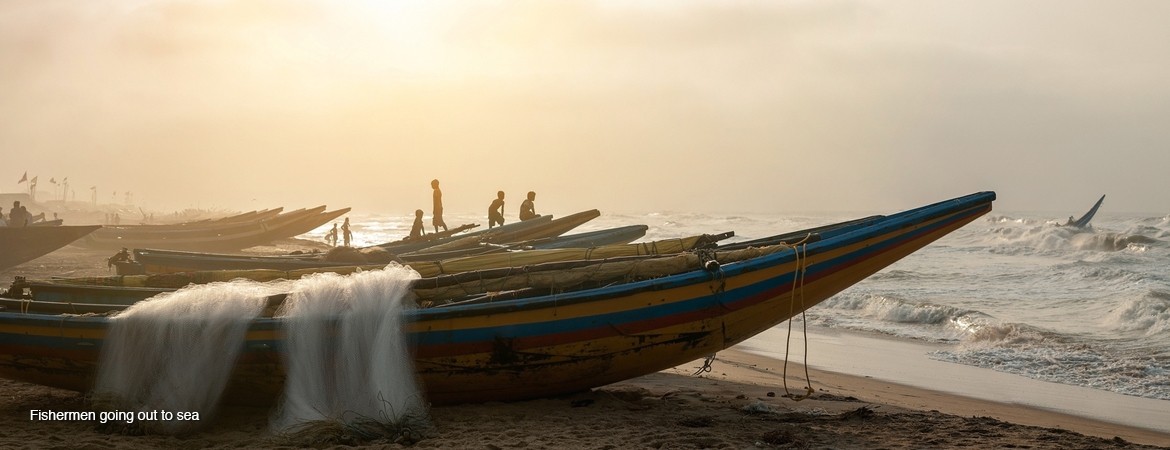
[519,191,540,221]
[488,191,505,228]
[107,248,132,269]
[341,217,353,247]
[9,201,27,227]
[409,209,426,239]
[431,179,448,233]
[325,223,339,246]
[0,207,7,227]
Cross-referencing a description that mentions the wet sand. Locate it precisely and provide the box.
[2,247,1169,448]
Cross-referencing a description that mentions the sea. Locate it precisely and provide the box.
[304,207,1170,431]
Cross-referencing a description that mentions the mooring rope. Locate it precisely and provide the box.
[781,239,815,401]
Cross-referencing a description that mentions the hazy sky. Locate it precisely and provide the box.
[3,1,1168,215]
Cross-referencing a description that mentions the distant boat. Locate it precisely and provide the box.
[1064,194,1105,229]
[0,225,101,271]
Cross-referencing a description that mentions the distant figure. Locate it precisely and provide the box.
[431,179,448,233]
[409,209,426,239]
[519,191,539,221]
[488,191,506,228]
[0,207,7,227]
[113,213,121,225]
[325,223,339,246]
[9,201,26,227]
[341,217,353,247]
[107,248,132,269]
[1066,216,1074,226]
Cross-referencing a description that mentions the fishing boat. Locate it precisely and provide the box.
[8,231,735,304]
[1063,194,1105,229]
[0,191,995,405]
[73,207,345,252]
[0,225,102,271]
[109,219,631,275]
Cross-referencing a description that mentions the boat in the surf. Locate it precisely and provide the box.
[0,191,996,405]
[0,225,102,271]
[1062,194,1105,229]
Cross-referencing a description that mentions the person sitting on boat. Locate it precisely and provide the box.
[519,191,540,221]
[432,179,448,234]
[1065,216,1074,226]
[107,248,132,268]
[488,191,506,228]
[341,217,353,247]
[8,201,28,227]
[409,209,426,239]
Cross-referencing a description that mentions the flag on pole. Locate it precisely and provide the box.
[50,178,57,184]
[30,176,37,186]
[18,172,27,183]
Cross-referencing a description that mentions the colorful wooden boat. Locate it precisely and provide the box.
[0,191,995,405]
[0,225,102,271]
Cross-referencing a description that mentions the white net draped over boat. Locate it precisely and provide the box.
[93,280,277,434]
[270,265,426,433]
[93,263,427,435]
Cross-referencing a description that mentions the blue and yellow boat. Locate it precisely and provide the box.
[0,192,994,405]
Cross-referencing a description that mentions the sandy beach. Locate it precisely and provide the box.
[3,349,1168,449]
[3,247,1169,449]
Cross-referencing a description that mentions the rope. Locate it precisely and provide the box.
[693,353,716,376]
[781,241,815,401]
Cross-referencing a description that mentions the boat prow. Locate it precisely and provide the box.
[1063,194,1105,229]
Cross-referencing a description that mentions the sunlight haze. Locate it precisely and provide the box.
[3,0,1168,215]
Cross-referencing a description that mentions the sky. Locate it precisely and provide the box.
[2,0,1168,215]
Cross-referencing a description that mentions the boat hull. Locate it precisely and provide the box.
[0,192,994,405]
[0,225,101,271]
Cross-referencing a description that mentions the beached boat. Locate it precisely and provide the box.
[73,207,344,252]
[0,225,102,271]
[8,232,735,305]
[110,221,635,275]
[0,191,995,405]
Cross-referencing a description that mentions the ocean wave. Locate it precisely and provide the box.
[958,321,1056,346]
[980,222,1161,255]
[933,345,1170,401]
[1102,290,1170,336]
[811,293,997,342]
[1068,232,1159,252]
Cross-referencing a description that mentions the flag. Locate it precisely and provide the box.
[18,172,27,183]
[90,186,96,190]
[30,176,37,184]
[50,178,57,184]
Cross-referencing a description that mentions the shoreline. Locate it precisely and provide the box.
[715,348,1170,447]
[739,324,1170,436]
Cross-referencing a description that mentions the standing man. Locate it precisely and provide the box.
[519,191,539,221]
[488,191,506,228]
[341,217,353,247]
[431,179,448,233]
